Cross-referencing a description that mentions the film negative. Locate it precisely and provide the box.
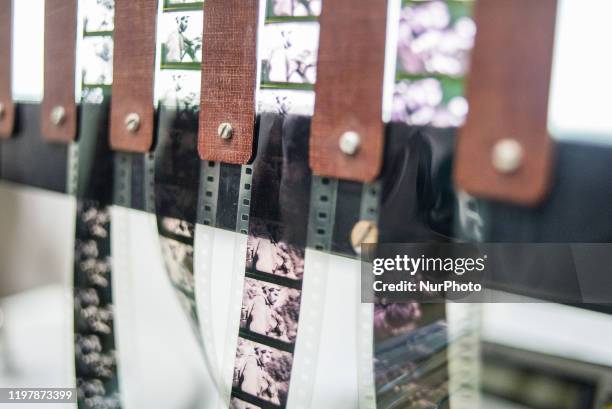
[74,2,121,407]
[221,5,328,407]
[227,113,312,409]
[74,200,120,409]
[72,106,120,408]
[258,0,319,116]
[153,2,258,402]
[157,216,199,331]
[153,105,210,347]
[154,0,206,340]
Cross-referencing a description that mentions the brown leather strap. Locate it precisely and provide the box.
[0,0,14,138]
[455,0,558,206]
[41,0,78,143]
[310,0,387,182]
[109,0,158,153]
[198,0,259,164]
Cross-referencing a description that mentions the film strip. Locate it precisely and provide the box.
[371,2,480,408]
[258,0,319,116]
[74,200,120,409]
[227,114,312,409]
[211,163,255,408]
[358,183,382,409]
[157,216,200,332]
[74,1,120,407]
[154,3,322,405]
[285,176,338,409]
[446,303,482,409]
[154,137,201,334]
[225,4,325,408]
[153,0,258,392]
[154,0,205,340]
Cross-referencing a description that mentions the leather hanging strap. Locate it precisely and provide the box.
[0,0,14,138]
[198,0,259,164]
[41,0,78,143]
[455,0,558,206]
[109,0,158,153]
[310,0,388,182]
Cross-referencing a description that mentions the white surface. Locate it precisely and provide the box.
[12,0,80,102]
[548,0,612,144]
[194,225,244,408]
[12,0,45,102]
[310,253,360,409]
[482,302,612,367]
[0,180,76,409]
[0,183,76,296]
[112,208,213,409]
[0,285,76,409]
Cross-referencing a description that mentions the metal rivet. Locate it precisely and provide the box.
[339,131,361,156]
[0,102,5,119]
[492,138,524,174]
[124,113,141,133]
[218,122,233,140]
[50,106,66,126]
[350,220,378,255]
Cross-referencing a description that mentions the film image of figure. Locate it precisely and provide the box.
[159,237,194,292]
[162,12,202,63]
[230,397,261,409]
[158,217,198,325]
[270,0,321,17]
[160,216,194,239]
[233,339,292,407]
[246,235,304,281]
[240,278,301,343]
[159,236,198,324]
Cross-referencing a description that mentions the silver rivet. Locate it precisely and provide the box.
[339,131,361,156]
[50,106,66,126]
[124,113,141,133]
[0,102,5,119]
[218,122,233,140]
[492,138,524,174]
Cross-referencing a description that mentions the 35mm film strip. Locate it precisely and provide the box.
[227,114,311,409]
[75,1,121,408]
